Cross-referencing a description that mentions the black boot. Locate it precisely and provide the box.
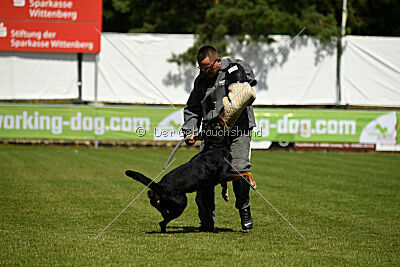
[239,207,254,230]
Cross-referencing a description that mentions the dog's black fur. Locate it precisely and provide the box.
[125,116,232,232]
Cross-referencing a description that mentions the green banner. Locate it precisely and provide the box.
[253,109,398,144]
[0,104,398,144]
[0,104,167,140]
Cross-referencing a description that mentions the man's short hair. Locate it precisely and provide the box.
[197,46,218,62]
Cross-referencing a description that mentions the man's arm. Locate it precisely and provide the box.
[182,83,203,145]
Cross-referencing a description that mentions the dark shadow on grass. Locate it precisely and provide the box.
[146,226,239,234]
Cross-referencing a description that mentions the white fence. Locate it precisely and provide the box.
[1,34,399,107]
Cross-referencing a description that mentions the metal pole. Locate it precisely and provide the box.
[94,53,99,149]
[336,0,348,106]
[341,0,348,37]
[336,37,342,106]
[74,53,83,104]
[94,53,98,104]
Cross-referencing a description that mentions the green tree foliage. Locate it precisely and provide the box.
[347,0,400,36]
[102,0,212,33]
[102,0,400,65]
[169,0,341,65]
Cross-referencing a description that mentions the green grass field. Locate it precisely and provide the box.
[0,145,399,265]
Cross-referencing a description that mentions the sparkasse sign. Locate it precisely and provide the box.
[0,0,102,53]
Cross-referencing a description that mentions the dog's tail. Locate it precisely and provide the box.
[125,170,163,193]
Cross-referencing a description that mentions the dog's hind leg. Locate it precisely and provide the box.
[159,219,169,233]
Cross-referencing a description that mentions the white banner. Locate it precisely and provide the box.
[341,36,400,107]
[90,33,197,104]
[2,34,400,107]
[228,35,337,105]
[84,33,337,105]
[0,51,78,99]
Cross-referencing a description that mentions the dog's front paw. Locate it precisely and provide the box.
[221,191,229,202]
[221,182,229,202]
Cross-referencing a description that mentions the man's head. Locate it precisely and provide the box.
[197,45,221,78]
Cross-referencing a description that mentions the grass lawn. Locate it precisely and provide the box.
[0,145,399,265]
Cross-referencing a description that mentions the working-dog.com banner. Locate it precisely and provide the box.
[0,104,398,145]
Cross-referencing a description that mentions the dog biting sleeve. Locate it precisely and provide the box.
[222,63,256,129]
[222,82,256,129]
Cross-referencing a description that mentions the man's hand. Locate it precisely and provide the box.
[185,134,196,146]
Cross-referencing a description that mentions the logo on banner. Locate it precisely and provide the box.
[360,112,397,144]
[13,0,26,7]
[0,23,7,38]
[154,109,184,141]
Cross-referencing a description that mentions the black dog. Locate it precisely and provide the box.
[125,116,232,233]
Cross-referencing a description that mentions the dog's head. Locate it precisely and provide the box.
[148,190,173,219]
[202,116,231,149]
[207,116,228,131]
[147,189,187,227]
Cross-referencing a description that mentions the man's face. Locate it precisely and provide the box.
[198,56,221,78]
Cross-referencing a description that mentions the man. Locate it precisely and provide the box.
[182,45,257,232]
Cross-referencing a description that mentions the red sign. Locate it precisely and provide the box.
[294,142,376,150]
[0,0,102,53]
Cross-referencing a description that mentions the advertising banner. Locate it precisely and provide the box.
[0,0,102,53]
[0,104,398,145]
[253,109,398,145]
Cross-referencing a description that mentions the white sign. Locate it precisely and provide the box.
[360,112,397,145]
[13,0,26,7]
[0,23,7,38]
